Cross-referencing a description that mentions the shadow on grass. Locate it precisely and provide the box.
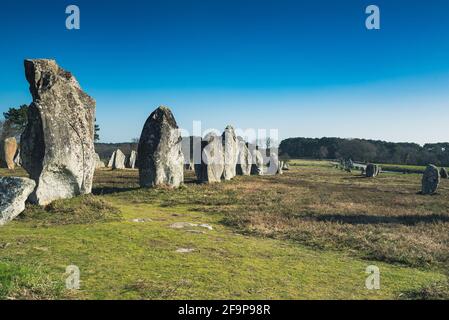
[342,176,371,180]
[304,213,449,225]
[92,186,140,195]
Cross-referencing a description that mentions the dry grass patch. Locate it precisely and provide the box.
[19,195,122,227]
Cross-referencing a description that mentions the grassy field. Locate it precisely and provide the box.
[0,161,448,300]
[376,163,428,174]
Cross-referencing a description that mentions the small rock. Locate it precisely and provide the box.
[130,218,152,223]
[0,243,12,249]
[170,222,213,231]
[170,222,197,229]
[198,223,213,230]
[176,248,195,253]
[0,177,36,226]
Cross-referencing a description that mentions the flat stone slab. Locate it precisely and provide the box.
[130,218,153,223]
[170,222,213,230]
[175,248,195,253]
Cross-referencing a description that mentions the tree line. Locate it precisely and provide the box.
[279,137,449,166]
[0,105,100,142]
[3,104,448,167]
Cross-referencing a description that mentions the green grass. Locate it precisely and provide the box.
[378,163,427,174]
[401,280,449,300]
[0,261,65,300]
[0,165,448,299]
[19,195,122,227]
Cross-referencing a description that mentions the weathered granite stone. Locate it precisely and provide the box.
[107,151,116,168]
[236,140,252,176]
[4,137,18,170]
[128,150,137,169]
[111,149,126,170]
[0,177,36,226]
[266,153,281,175]
[279,161,284,174]
[20,59,96,205]
[137,106,184,188]
[421,164,440,195]
[95,153,105,169]
[195,132,224,183]
[365,164,379,178]
[440,167,448,179]
[346,158,354,169]
[14,150,21,167]
[221,125,239,180]
[250,148,264,175]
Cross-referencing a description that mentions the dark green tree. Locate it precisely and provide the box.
[2,105,28,139]
[3,105,28,132]
[94,119,100,142]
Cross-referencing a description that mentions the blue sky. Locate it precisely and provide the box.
[1,0,448,144]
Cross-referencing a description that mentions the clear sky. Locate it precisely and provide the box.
[1,0,448,144]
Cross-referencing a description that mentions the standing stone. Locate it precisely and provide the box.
[128,150,137,169]
[21,59,96,205]
[137,106,184,188]
[266,153,281,175]
[346,158,354,170]
[421,164,440,195]
[282,162,290,171]
[221,125,239,180]
[250,148,264,175]
[95,153,105,169]
[440,167,448,179]
[0,177,36,226]
[236,140,252,176]
[365,164,379,178]
[14,150,21,167]
[107,151,116,168]
[195,132,224,183]
[111,149,126,170]
[4,137,18,170]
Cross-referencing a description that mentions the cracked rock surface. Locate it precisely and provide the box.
[21,59,96,205]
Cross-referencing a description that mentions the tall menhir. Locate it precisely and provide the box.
[137,106,184,188]
[21,59,96,205]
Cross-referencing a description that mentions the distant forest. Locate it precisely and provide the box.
[95,137,449,167]
[279,137,449,166]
